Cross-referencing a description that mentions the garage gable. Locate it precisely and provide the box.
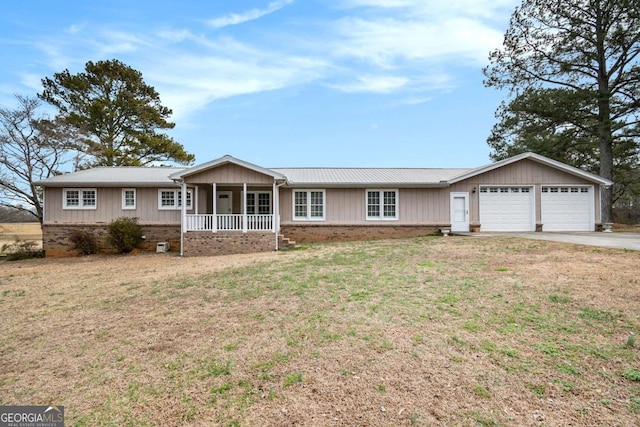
[447,153,612,233]
[449,152,612,187]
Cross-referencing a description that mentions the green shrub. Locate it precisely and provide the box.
[106,217,143,253]
[68,230,98,255]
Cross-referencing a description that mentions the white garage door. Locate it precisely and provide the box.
[480,187,534,231]
[541,186,593,231]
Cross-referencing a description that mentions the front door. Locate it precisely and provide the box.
[450,192,469,232]
[216,191,233,214]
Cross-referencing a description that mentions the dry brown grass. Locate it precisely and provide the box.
[1,236,639,426]
[0,222,42,253]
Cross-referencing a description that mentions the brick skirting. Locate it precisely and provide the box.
[280,224,443,243]
[42,223,181,257]
[183,231,277,256]
[43,223,442,257]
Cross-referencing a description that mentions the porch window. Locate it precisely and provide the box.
[246,192,271,214]
[122,188,136,210]
[293,190,325,221]
[63,188,97,209]
[158,189,192,210]
[366,189,398,220]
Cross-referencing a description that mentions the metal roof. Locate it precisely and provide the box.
[34,167,185,187]
[34,152,613,188]
[272,168,473,186]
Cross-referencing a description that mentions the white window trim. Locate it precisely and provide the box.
[63,188,97,210]
[122,188,137,210]
[244,191,272,215]
[366,189,399,221]
[158,188,192,210]
[292,189,326,221]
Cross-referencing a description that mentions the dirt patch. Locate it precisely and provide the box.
[1,237,639,426]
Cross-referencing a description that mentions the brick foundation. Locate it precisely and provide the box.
[280,224,442,243]
[42,224,181,257]
[183,231,277,256]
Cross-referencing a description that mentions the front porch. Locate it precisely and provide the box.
[185,213,275,232]
[171,155,292,256]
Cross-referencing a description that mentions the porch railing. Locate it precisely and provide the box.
[185,214,274,232]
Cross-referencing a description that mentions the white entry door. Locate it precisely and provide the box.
[216,191,233,214]
[450,192,469,232]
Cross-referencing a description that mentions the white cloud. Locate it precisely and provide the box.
[14,0,517,122]
[206,0,294,29]
[339,0,517,19]
[338,0,413,8]
[65,24,84,34]
[332,15,506,67]
[330,75,408,93]
[147,50,332,120]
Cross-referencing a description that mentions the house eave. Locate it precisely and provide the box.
[447,152,614,186]
[169,154,287,181]
[284,182,450,188]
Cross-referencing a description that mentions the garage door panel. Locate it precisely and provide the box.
[480,187,534,232]
[541,187,592,231]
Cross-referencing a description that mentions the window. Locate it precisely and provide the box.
[366,189,398,220]
[293,190,325,220]
[122,188,136,210]
[158,189,192,210]
[63,188,97,209]
[246,192,271,214]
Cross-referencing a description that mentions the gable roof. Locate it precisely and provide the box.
[169,154,286,181]
[34,167,184,187]
[448,152,614,186]
[272,167,471,187]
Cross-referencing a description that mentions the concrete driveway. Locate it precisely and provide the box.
[462,232,640,251]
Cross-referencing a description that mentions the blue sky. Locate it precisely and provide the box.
[0,0,519,168]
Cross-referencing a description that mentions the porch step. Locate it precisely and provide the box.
[278,234,296,250]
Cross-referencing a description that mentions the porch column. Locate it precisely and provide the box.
[212,182,217,233]
[194,185,199,214]
[242,182,248,233]
[181,182,187,233]
[272,181,277,233]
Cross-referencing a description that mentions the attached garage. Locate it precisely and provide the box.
[541,186,593,231]
[479,186,535,231]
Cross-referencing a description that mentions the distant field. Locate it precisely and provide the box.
[1,236,639,426]
[0,222,42,252]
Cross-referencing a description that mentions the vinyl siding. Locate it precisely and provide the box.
[183,163,275,185]
[43,187,188,224]
[280,159,602,226]
[279,187,450,225]
[449,159,600,224]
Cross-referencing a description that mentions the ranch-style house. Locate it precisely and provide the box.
[35,152,613,257]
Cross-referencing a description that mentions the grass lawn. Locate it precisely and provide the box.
[1,236,639,426]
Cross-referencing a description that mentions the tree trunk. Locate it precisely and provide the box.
[595,7,613,224]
